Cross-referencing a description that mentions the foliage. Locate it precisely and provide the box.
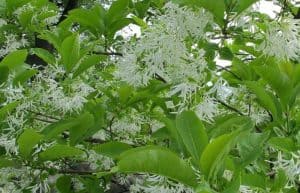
[0,0,300,192]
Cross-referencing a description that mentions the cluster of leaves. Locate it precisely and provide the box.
[1,0,300,193]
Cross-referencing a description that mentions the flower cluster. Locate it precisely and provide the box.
[258,16,300,61]
[115,3,213,102]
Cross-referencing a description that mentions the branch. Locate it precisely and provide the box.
[214,99,245,116]
[94,51,123,57]
[216,65,242,81]
[27,110,60,121]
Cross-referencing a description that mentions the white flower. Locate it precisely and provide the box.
[130,175,194,193]
[0,18,7,27]
[239,185,257,193]
[258,16,300,60]
[271,151,300,188]
[0,33,28,57]
[169,82,199,104]
[87,150,114,170]
[115,2,211,92]
[195,97,219,123]
[0,135,18,154]
[161,3,212,39]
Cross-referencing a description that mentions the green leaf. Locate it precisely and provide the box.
[200,131,240,180]
[117,146,198,188]
[118,84,134,104]
[13,69,37,85]
[209,115,252,138]
[30,48,56,65]
[254,63,293,109]
[272,169,287,192]
[235,0,259,14]
[0,101,19,120]
[67,7,105,36]
[69,112,94,145]
[222,173,241,193]
[199,0,225,25]
[60,33,80,72]
[17,129,43,158]
[241,172,266,189]
[42,119,77,140]
[269,137,297,152]
[0,66,9,84]
[176,110,208,161]
[39,144,84,161]
[219,47,233,60]
[79,176,104,193]
[245,81,281,120]
[56,175,72,193]
[0,49,27,70]
[237,132,269,167]
[73,55,102,78]
[106,0,130,25]
[93,141,132,159]
[0,158,17,169]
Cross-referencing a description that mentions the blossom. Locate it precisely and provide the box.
[130,175,194,193]
[258,16,300,60]
[239,185,258,193]
[87,150,114,170]
[160,2,213,39]
[0,33,28,57]
[271,151,300,188]
[195,97,220,123]
[115,2,212,101]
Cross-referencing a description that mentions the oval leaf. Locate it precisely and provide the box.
[176,110,208,161]
[118,146,198,188]
[39,144,84,161]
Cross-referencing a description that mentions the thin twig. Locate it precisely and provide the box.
[214,99,245,116]
[94,51,123,57]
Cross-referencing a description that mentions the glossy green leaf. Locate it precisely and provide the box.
[39,144,84,161]
[0,49,27,70]
[31,48,56,65]
[209,115,252,138]
[60,33,80,72]
[56,175,72,193]
[106,0,130,25]
[222,173,241,193]
[269,137,297,152]
[17,129,43,158]
[0,66,9,84]
[199,0,225,25]
[235,0,259,14]
[241,172,266,189]
[73,55,102,78]
[272,169,287,192]
[176,110,208,161]
[117,146,198,188]
[254,63,293,109]
[13,69,37,85]
[69,112,94,145]
[200,131,240,180]
[93,141,132,159]
[245,81,281,120]
[237,132,269,167]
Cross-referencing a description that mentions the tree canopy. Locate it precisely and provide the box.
[0,0,300,192]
